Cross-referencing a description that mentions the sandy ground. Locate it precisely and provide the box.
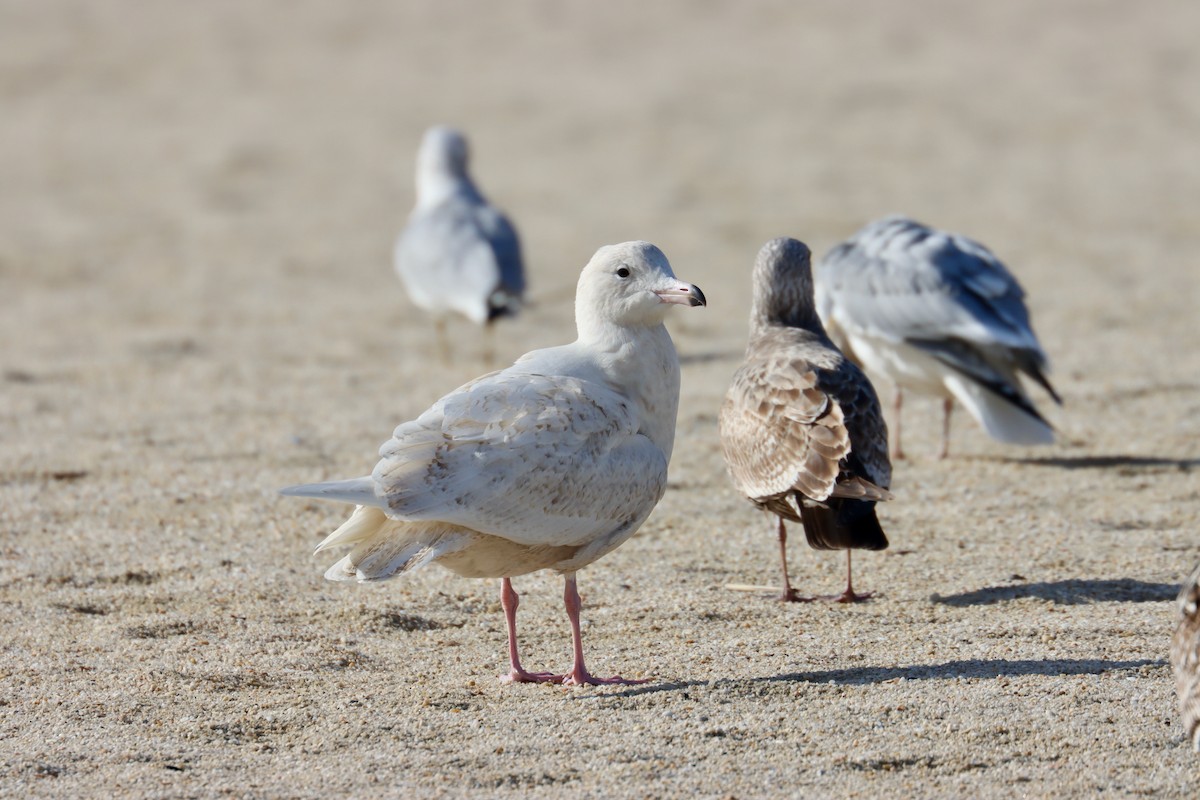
[3,1,1200,797]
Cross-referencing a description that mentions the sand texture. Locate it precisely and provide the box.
[3,1,1199,797]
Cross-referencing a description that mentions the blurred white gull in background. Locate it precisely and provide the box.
[394,126,525,361]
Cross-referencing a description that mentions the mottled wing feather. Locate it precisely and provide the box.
[1172,562,1200,751]
[371,372,667,548]
[812,350,893,491]
[719,345,852,505]
[830,476,892,502]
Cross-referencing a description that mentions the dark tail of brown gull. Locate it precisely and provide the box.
[798,497,888,552]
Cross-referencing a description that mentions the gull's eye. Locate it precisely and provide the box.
[616,267,631,278]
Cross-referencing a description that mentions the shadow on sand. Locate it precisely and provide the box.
[931,578,1178,606]
[763,657,1163,685]
[587,657,1163,699]
[978,454,1200,471]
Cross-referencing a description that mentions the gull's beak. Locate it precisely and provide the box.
[655,282,707,307]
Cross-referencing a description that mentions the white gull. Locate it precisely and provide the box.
[283,241,705,685]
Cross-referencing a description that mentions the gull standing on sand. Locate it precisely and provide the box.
[1172,562,1200,751]
[394,126,525,361]
[815,216,1061,459]
[720,238,891,603]
[283,242,705,685]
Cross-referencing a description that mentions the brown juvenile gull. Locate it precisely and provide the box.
[282,241,705,685]
[394,126,525,361]
[815,216,1061,459]
[720,237,892,603]
[1172,561,1200,751]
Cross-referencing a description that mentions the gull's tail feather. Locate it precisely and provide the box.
[1015,354,1062,406]
[316,506,470,583]
[909,338,1060,439]
[486,288,523,323]
[279,477,381,507]
[799,498,888,552]
[315,505,387,553]
[944,373,1055,445]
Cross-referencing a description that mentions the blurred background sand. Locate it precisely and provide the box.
[2,1,1199,796]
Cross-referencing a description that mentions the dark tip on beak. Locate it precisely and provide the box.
[656,282,706,308]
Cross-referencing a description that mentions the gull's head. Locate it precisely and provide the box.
[750,237,820,331]
[576,241,706,333]
[417,125,470,178]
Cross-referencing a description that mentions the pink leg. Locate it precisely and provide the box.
[498,578,562,684]
[892,387,906,460]
[939,397,953,459]
[560,574,648,686]
[776,517,814,603]
[832,550,874,603]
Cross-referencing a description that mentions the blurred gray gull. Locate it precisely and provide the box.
[1173,562,1200,751]
[394,126,525,360]
[283,241,705,685]
[815,216,1061,459]
[720,237,891,603]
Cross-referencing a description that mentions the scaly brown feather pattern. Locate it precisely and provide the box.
[1172,562,1200,751]
[720,326,891,517]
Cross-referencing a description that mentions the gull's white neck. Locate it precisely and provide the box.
[576,320,682,462]
[415,164,479,211]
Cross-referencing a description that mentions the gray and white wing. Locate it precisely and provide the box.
[476,204,525,301]
[819,216,1046,359]
[1173,562,1200,751]
[371,371,667,547]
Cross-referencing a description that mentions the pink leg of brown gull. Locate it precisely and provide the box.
[832,550,874,603]
[498,577,561,684]
[775,517,820,603]
[939,397,954,459]
[560,573,648,686]
[892,387,906,460]
[787,520,874,604]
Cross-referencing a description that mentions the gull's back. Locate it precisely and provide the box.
[816,215,1045,360]
[396,192,524,324]
[815,216,1060,446]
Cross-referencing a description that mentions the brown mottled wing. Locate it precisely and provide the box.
[1172,562,1200,751]
[814,353,893,494]
[719,346,853,508]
